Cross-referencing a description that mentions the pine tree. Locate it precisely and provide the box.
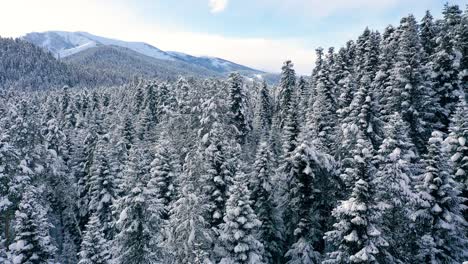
[282,135,339,263]
[342,74,381,152]
[164,154,214,264]
[280,98,300,158]
[8,186,57,264]
[0,114,17,247]
[148,135,179,219]
[277,61,296,129]
[78,214,111,264]
[324,133,389,264]
[446,97,468,220]
[296,76,309,125]
[255,81,273,138]
[250,141,282,263]
[228,72,251,145]
[374,25,398,121]
[459,7,468,99]
[113,147,165,264]
[355,28,380,85]
[219,170,264,264]
[431,5,462,131]
[390,15,434,152]
[88,136,116,240]
[420,10,437,63]
[197,89,237,230]
[336,46,356,123]
[311,47,338,154]
[412,131,467,263]
[201,121,236,229]
[373,113,417,262]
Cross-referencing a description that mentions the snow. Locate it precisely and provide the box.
[25,31,175,61]
[78,32,174,61]
[344,230,358,242]
[431,204,442,214]
[59,41,97,58]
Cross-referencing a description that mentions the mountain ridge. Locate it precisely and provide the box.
[23,31,265,76]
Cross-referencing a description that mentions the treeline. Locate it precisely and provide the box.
[0,3,468,264]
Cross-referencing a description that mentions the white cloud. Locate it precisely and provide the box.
[209,0,229,13]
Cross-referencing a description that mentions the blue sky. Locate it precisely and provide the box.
[1,0,467,73]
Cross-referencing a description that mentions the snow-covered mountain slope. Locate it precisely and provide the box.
[166,51,263,75]
[24,31,174,60]
[23,31,265,76]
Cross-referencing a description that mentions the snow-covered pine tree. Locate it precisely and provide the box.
[78,214,111,264]
[431,4,462,131]
[228,72,251,145]
[373,112,417,262]
[219,170,264,264]
[163,153,214,264]
[250,141,282,263]
[282,126,339,263]
[311,47,338,154]
[459,7,468,99]
[419,10,437,64]
[277,60,296,129]
[8,186,57,264]
[0,111,17,248]
[254,81,273,138]
[390,15,434,152]
[280,96,300,159]
[296,77,309,126]
[142,82,158,125]
[340,74,381,156]
[354,28,380,86]
[88,135,116,241]
[412,131,467,263]
[197,87,237,230]
[446,97,468,220]
[324,131,389,263]
[201,121,237,230]
[148,135,179,219]
[3,100,43,248]
[41,112,80,260]
[309,47,323,106]
[373,25,398,122]
[113,147,165,264]
[77,110,105,232]
[336,46,356,124]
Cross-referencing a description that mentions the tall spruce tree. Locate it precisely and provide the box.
[412,131,467,263]
[113,147,165,264]
[324,133,390,264]
[277,61,296,129]
[8,186,57,264]
[218,170,264,264]
[373,113,417,262]
[228,72,251,145]
[250,141,282,263]
[78,214,111,264]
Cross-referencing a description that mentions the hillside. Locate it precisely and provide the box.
[24,31,266,78]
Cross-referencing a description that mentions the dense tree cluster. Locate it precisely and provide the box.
[0,4,467,264]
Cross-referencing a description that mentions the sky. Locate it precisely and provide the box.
[0,0,466,73]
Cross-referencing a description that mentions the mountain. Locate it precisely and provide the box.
[63,45,219,81]
[166,51,262,75]
[23,31,265,76]
[0,37,147,90]
[24,31,174,61]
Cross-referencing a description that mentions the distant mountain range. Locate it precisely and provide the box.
[23,31,267,78]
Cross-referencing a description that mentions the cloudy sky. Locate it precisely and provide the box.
[0,0,466,73]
